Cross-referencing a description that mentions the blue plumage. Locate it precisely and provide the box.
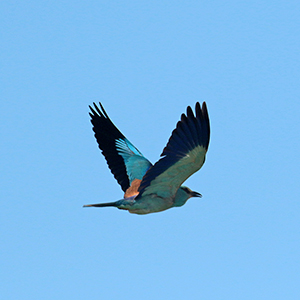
[115,138,151,183]
[85,102,210,214]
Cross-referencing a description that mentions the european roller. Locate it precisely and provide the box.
[84,102,210,214]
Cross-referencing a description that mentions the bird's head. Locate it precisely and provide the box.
[173,186,202,207]
[180,186,202,199]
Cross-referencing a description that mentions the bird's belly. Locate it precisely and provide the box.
[126,195,173,215]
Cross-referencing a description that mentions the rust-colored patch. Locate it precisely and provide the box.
[124,179,142,198]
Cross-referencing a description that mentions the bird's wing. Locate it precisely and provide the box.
[89,103,152,193]
[136,102,210,199]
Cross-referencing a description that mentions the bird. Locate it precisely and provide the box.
[84,102,210,214]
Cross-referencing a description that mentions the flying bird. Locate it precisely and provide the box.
[84,102,210,214]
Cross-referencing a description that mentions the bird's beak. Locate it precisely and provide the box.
[192,191,202,198]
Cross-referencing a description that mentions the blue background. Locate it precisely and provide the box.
[1,1,300,299]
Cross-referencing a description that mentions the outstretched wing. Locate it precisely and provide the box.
[89,103,152,192]
[137,102,210,199]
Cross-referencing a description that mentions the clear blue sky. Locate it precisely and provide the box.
[1,1,300,299]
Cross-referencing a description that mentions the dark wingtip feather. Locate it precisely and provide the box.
[162,101,210,156]
[89,102,130,192]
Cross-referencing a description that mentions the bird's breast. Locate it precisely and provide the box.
[126,194,174,214]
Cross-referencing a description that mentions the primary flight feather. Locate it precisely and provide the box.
[84,102,210,214]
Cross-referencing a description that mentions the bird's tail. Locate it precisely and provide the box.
[83,201,117,208]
